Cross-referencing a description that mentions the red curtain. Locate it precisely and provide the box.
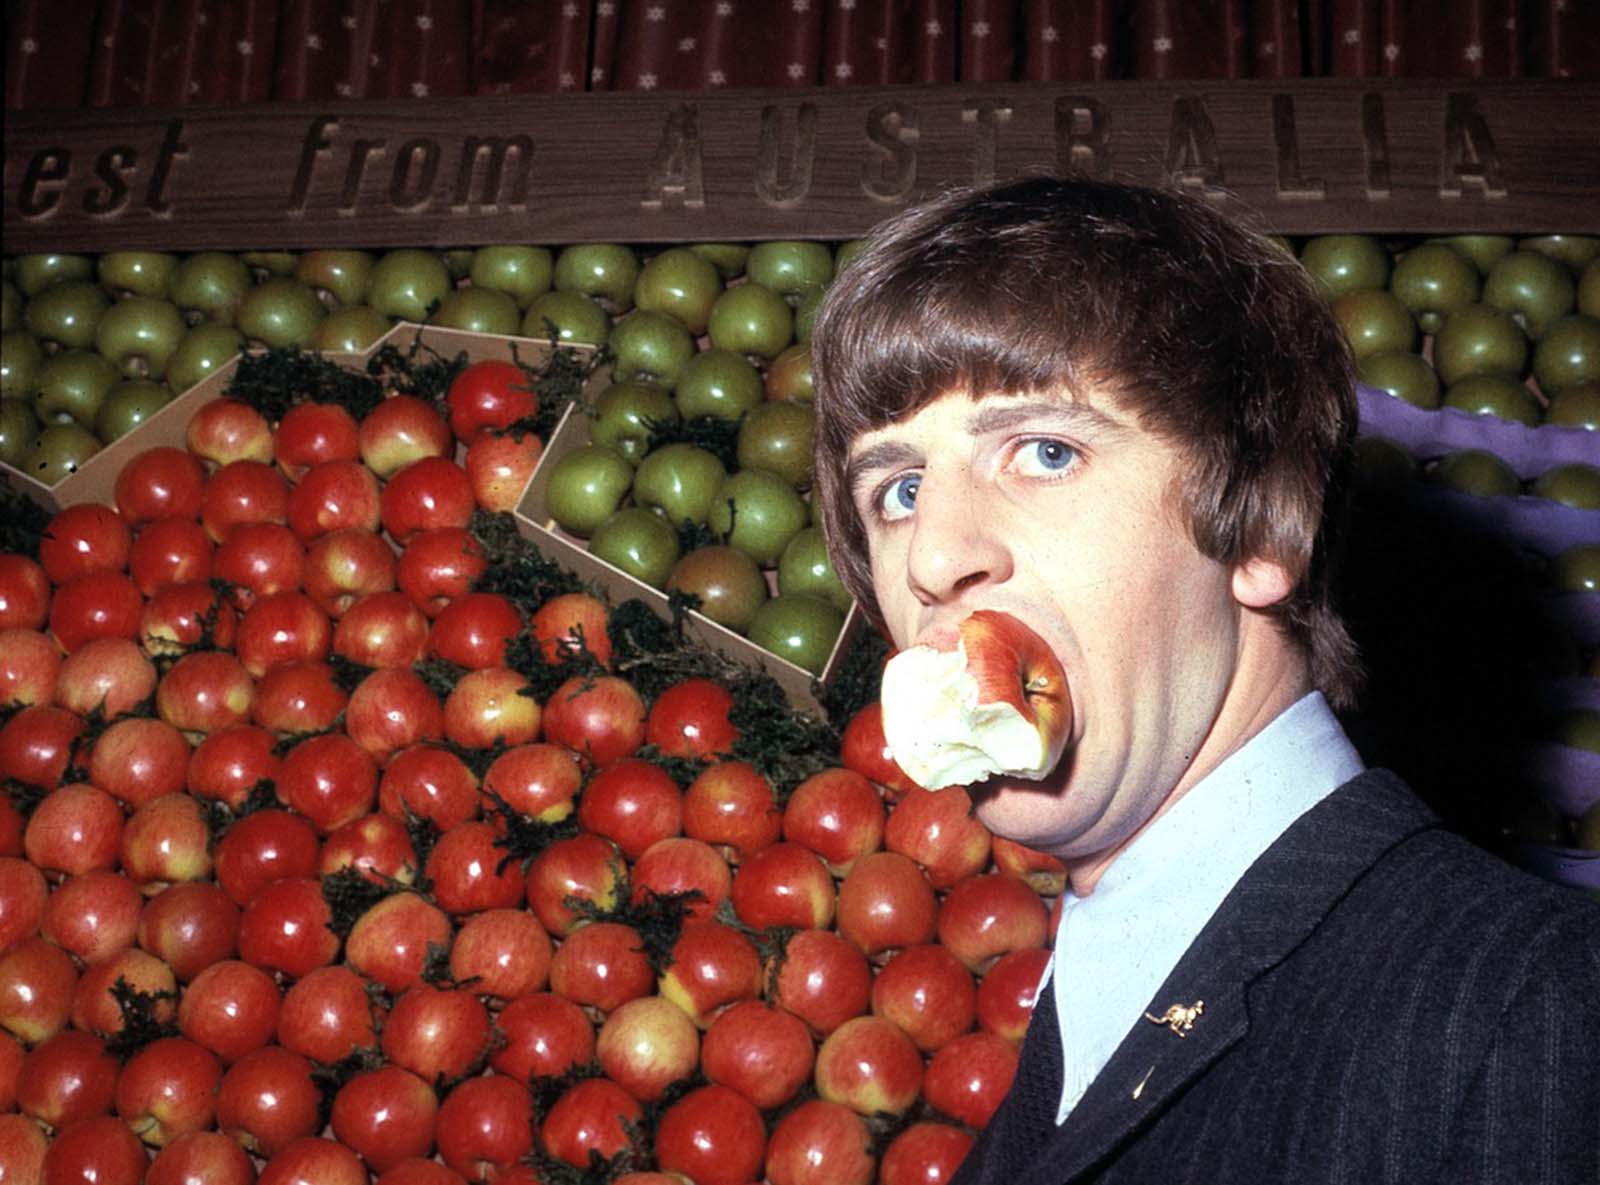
[6,0,1595,110]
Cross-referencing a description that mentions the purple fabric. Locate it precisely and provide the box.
[1515,843,1600,891]
[1523,741,1600,818]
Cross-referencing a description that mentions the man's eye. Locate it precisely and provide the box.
[1013,438,1078,477]
[878,474,920,520]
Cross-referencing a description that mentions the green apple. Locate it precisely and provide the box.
[590,380,678,464]
[170,252,253,325]
[95,297,186,378]
[632,443,727,527]
[689,243,750,280]
[1520,235,1600,272]
[1429,448,1520,498]
[1349,435,1418,500]
[15,253,94,296]
[1,280,19,332]
[1530,463,1600,510]
[23,280,108,350]
[1299,234,1390,300]
[1545,381,1600,429]
[667,545,769,633]
[589,507,680,589]
[428,286,521,335]
[793,286,825,345]
[295,250,375,308]
[674,349,763,422]
[98,251,178,299]
[747,593,844,674]
[1425,235,1513,276]
[747,241,834,303]
[97,379,172,442]
[441,250,476,281]
[237,277,326,350]
[777,527,851,612]
[545,444,634,537]
[1483,250,1575,340]
[708,468,809,567]
[555,244,639,312]
[765,343,814,403]
[1358,350,1440,410]
[35,349,120,427]
[1532,314,1600,394]
[166,325,244,392]
[1580,261,1600,319]
[314,306,394,353]
[471,246,553,309]
[369,249,452,322]
[23,422,101,484]
[1550,544,1600,594]
[737,400,816,489]
[1389,242,1479,334]
[1432,304,1528,386]
[0,398,41,468]
[523,291,610,347]
[708,282,793,360]
[1441,373,1540,426]
[609,310,696,388]
[240,251,299,277]
[635,247,722,335]
[1,330,43,399]
[1331,289,1415,359]
[834,239,869,275]
[1550,708,1600,754]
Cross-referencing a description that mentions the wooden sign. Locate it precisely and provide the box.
[4,79,1597,252]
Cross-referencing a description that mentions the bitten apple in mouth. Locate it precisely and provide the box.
[879,609,1073,790]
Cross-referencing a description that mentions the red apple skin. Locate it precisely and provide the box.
[529,591,612,667]
[187,398,274,467]
[201,459,290,543]
[115,447,206,526]
[275,965,380,1065]
[41,869,143,964]
[577,757,684,861]
[489,991,595,1083]
[653,1083,767,1185]
[305,526,397,617]
[275,732,378,835]
[40,1114,151,1185]
[879,1121,975,1185]
[0,798,21,858]
[923,1029,1019,1128]
[251,659,348,736]
[49,572,143,653]
[540,673,645,767]
[236,876,339,978]
[138,882,241,982]
[320,811,417,885]
[991,834,1069,896]
[976,945,1050,1043]
[547,920,655,1015]
[871,942,977,1052]
[140,580,238,658]
[24,782,124,876]
[381,986,492,1083]
[0,1029,20,1110]
[213,808,321,907]
[730,840,836,931]
[54,636,156,718]
[0,935,80,1043]
[0,627,62,709]
[783,766,886,876]
[836,850,938,958]
[214,522,305,609]
[359,394,453,480]
[0,555,51,632]
[72,947,176,1038]
[233,591,330,679]
[156,650,255,736]
[330,1064,438,1174]
[466,429,543,512]
[0,1113,47,1184]
[767,928,873,1038]
[0,703,84,790]
[114,1035,222,1148]
[256,1135,368,1185]
[539,1076,643,1169]
[483,741,582,822]
[765,1099,875,1185]
[381,456,475,543]
[395,527,487,618]
[40,503,132,584]
[120,792,212,886]
[333,590,431,669]
[375,1160,471,1185]
[630,835,732,922]
[657,919,763,1028]
[441,665,541,750]
[434,1073,535,1181]
[345,891,452,994]
[276,401,360,479]
[884,785,992,890]
[379,743,482,830]
[840,700,922,801]
[596,994,701,1102]
[683,760,782,862]
[177,959,282,1064]
[16,1028,119,1129]
[425,819,527,915]
[428,591,524,670]
[645,678,738,759]
[814,1014,924,1117]
[937,871,1050,973]
[216,1046,320,1157]
[525,832,627,935]
[146,1129,256,1185]
[287,459,381,541]
[345,667,444,762]
[448,908,551,999]
[128,516,215,596]
[89,716,192,808]
[700,997,815,1110]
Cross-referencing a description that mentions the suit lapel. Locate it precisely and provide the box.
[1019,770,1437,1185]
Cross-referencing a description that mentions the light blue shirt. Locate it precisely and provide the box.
[1045,691,1365,1121]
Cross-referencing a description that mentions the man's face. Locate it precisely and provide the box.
[847,386,1293,868]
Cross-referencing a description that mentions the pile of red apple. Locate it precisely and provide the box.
[0,354,1065,1185]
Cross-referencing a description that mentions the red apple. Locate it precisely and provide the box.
[483,741,582,822]
[256,1136,368,1185]
[330,1065,438,1174]
[201,459,290,543]
[434,1073,534,1182]
[186,398,273,467]
[425,819,527,914]
[276,401,359,479]
[658,919,762,1028]
[489,991,595,1083]
[236,876,339,977]
[252,659,347,736]
[991,834,1069,896]
[764,1099,874,1185]
[16,1028,118,1128]
[525,832,627,936]
[115,446,206,526]
[782,766,885,876]
[40,1114,151,1185]
[359,394,452,479]
[333,590,430,669]
[923,1029,1019,1127]
[214,522,305,608]
[0,555,50,631]
[54,636,156,718]
[0,627,62,709]
[0,703,83,789]
[653,1082,766,1185]
[835,850,937,957]
[381,456,475,543]
[975,945,1050,1043]
[529,590,613,667]
[645,678,738,759]
[345,667,444,761]
[379,743,482,830]
[287,459,381,541]
[71,947,175,1038]
[814,1014,923,1116]
[49,571,142,652]
[937,871,1050,972]
[120,792,212,886]
[539,1076,642,1169]
[577,756,683,860]
[381,986,491,1082]
[884,785,992,890]
[630,835,731,922]
[140,580,238,657]
[0,857,48,953]
[233,591,330,677]
[115,1035,221,1147]
[682,759,782,861]
[449,907,551,999]
[137,881,240,982]
[465,429,543,512]
[596,994,701,1101]
[730,840,835,931]
[146,1129,256,1185]
[345,891,453,994]
[276,732,377,834]
[156,650,254,735]
[213,808,320,906]
[320,812,417,885]
[40,502,131,584]
[24,782,123,875]
[547,920,654,1014]
[274,965,379,1064]
[42,869,142,963]
[429,592,523,670]
[700,997,815,1109]
[878,1121,974,1185]
[870,942,977,1052]
[304,526,397,616]
[89,715,191,807]
[442,666,540,749]
[395,527,487,617]
[540,673,645,767]
[128,516,215,596]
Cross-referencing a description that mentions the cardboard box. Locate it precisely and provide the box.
[514,401,866,718]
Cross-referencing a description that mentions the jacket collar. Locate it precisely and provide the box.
[1020,769,1438,1185]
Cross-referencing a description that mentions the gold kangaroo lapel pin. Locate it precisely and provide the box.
[1144,1000,1204,1037]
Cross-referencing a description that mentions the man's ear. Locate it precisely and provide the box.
[1231,556,1296,610]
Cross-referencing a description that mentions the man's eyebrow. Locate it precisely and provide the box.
[846,440,921,501]
[965,397,1127,437]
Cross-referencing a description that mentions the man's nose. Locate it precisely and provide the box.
[904,473,1014,605]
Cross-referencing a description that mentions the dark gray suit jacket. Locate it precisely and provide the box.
[952,769,1600,1185]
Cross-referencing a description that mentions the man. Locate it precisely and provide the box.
[810,176,1599,1185]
